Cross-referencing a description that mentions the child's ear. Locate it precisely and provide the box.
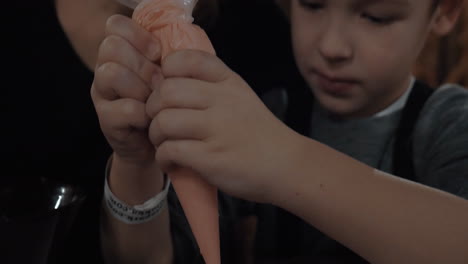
[431,0,464,36]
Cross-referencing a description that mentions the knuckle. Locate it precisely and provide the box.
[139,60,158,84]
[94,103,113,129]
[161,141,178,160]
[149,113,168,148]
[155,109,171,136]
[145,96,157,118]
[181,50,202,67]
[94,99,108,114]
[208,141,225,154]
[105,14,125,33]
[122,100,138,116]
[107,15,149,57]
[93,102,105,117]
[100,35,124,55]
[163,50,198,73]
[97,62,120,79]
[147,37,161,59]
[159,80,175,106]
[90,83,98,97]
[94,63,120,93]
[155,142,169,164]
[110,129,130,146]
[90,84,101,102]
[226,70,239,82]
[105,15,118,30]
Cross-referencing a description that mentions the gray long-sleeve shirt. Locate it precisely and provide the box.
[170,83,468,264]
[312,84,468,199]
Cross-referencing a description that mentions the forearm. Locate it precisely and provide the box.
[101,154,173,264]
[273,138,468,264]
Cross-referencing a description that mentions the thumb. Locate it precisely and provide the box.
[156,139,208,175]
[161,50,232,83]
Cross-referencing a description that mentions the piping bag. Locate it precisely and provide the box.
[116,0,220,263]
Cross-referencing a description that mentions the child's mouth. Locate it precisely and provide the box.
[313,70,359,96]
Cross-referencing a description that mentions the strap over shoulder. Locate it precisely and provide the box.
[393,80,435,181]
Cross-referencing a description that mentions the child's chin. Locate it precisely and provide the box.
[316,96,365,119]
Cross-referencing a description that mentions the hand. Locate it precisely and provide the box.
[146,50,305,203]
[91,14,163,166]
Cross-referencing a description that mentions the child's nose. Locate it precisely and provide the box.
[317,21,353,64]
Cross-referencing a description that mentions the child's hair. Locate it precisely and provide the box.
[414,0,468,87]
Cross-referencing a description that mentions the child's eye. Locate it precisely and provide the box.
[362,13,395,25]
[298,0,324,10]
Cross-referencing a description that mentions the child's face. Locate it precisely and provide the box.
[291,0,436,118]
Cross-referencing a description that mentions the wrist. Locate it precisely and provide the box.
[104,162,171,224]
[109,153,165,205]
[267,134,316,209]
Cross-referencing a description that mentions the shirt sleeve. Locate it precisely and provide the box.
[413,85,468,199]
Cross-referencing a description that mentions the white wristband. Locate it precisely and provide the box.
[104,157,171,224]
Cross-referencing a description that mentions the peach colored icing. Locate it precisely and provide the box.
[133,0,215,59]
[133,1,220,263]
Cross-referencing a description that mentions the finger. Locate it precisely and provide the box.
[91,82,104,106]
[96,35,159,86]
[162,50,232,83]
[95,98,151,132]
[105,14,161,62]
[148,108,208,148]
[146,78,211,118]
[156,140,208,174]
[94,62,156,101]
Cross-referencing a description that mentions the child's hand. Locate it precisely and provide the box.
[91,14,162,167]
[147,50,305,203]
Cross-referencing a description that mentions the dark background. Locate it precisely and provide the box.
[2,1,304,263]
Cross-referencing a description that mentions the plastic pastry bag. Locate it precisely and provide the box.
[132,0,220,263]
